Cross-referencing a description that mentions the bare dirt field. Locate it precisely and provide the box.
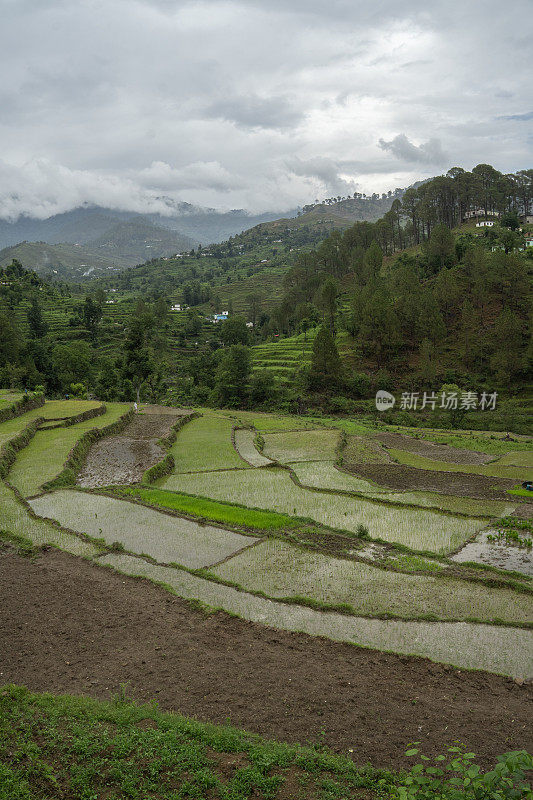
[77,410,187,487]
[1,547,531,770]
[347,462,517,500]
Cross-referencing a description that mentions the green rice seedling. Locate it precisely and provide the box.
[114,485,302,531]
[262,429,340,463]
[168,414,250,472]
[159,467,486,554]
[487,530,532,549]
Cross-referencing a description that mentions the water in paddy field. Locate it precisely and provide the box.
[451,530,533,577]
[29,490,259,569]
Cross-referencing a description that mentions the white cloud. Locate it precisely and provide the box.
[0,0,530,218]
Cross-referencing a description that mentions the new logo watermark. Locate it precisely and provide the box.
[375,390,497,411]
[375,390,396,412]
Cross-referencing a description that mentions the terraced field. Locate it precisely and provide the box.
[8,403,129,496]
[1,395,533,795]
[251,328,356,384]
[160,465,486,553]
[2,399,532,682]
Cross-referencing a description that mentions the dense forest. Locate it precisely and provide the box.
[1,163,531,429]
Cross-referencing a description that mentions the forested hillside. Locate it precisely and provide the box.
[0,163,531,431]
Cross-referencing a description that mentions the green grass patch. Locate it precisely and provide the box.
[114,485,302,531]
[0,684,395,799]
[262,429,340,463]
[228,409,321,432]
[508,487,533,497]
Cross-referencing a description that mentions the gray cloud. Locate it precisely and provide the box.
[204,95,305,130]
[378,134,449,165]
[498,111,533,121]
[286,156,359,195]
[0,0,530,218]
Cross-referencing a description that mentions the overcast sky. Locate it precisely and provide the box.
[0,0,531,219]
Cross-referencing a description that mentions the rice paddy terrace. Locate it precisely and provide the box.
[1,393,532,790]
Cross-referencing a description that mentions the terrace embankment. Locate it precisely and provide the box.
[0,547,531,770]
[77,407,189,487]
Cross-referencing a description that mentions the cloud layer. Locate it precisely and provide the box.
[0,0,531,218]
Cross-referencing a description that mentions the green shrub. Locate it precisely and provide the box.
[392,744,533,799]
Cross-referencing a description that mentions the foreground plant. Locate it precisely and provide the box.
[392,743,533,799]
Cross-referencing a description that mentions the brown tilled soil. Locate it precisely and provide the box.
[346,462,517,500]
[372,432,495,465]
[77,411,187,487]
[1,548,531,769]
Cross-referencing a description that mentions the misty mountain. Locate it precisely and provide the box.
[0,203,294,252]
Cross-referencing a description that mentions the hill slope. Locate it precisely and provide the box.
[0,220,197,280]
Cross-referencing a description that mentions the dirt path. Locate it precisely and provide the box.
[0,548,531,770]
[77,408,189,487]
[347,462,517,500]
[373,432,495,465]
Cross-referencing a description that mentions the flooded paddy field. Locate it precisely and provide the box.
[160,466,487,553]
[292,461,514,517]
[211,538,533,625]
[0,482,100,558]
[29,490,259,568]
[233,428,273,467]
[99,552,533,678]
[2,546,531,769]
[3,399,532,746]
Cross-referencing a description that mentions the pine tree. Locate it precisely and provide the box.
[27,297,48,339]
[308,325,341,391]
